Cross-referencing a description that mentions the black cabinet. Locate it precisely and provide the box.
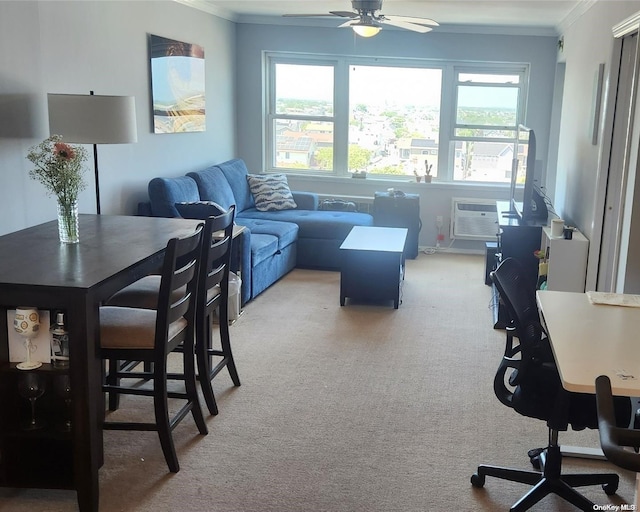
[0,362,74,489]
[493,201,545,328]
[373,192,421,259]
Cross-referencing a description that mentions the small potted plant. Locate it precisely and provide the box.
[424,161,433,183]
[413,169,422,183]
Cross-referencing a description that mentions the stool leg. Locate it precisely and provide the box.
[184,334,208,435]
[220,313,240,387]
[153,359,179,473]
[197,310,219,416]
[107,358,120,411]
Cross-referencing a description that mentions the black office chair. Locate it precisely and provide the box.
[100,224,208,473]
[596,375,640,471]
[471,257,632,511]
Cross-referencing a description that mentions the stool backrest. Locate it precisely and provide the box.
[198,206,236,323]
[157,223,204,351]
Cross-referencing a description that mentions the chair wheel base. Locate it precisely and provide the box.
[470,473,485,488]
[603,481,618,496]
[527,447,544,470]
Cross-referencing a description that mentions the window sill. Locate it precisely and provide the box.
[284,172,510,190]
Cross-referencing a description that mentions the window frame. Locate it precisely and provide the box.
[264,52,529,184]
[445,65,529,182]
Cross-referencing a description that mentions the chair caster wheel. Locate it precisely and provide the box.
[470,473,485,488]
[528,447,543,470]
[603,482,618,496]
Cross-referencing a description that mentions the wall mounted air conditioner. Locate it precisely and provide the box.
[450,198,499,240]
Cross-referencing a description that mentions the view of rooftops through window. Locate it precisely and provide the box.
[273,62,520,183]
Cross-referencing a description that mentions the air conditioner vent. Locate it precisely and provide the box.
[451,198,498,240]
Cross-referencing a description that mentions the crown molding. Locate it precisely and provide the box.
[557,0,598,33]
[174,1,562,37]
[236,14,559,37]
[173,0,238,22]
[613,11,640,38]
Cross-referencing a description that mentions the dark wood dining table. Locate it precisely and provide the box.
[0,214,201,512]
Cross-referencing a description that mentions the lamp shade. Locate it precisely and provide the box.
[47,93,137,144]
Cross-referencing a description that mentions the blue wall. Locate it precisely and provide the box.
[234,22,559,249]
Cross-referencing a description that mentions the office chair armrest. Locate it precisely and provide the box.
[504,326,520,358]
[494,356,520,408]
[595,375,640,472]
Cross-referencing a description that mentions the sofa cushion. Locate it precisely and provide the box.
[249,234,279,266]
[186,166,237,211]
[148,176,201,218]
[238,209,374,240]
[235,218,298,251]
[174,201,226,219]
[247,173,297,212]
[214,159,255,212]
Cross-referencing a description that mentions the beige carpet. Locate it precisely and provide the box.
[0,253,636,511]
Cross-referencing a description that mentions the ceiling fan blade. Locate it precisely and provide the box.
[283,13,345,18]
[380,19,432,33]
[381,15,439,27]
[329,11,360,18]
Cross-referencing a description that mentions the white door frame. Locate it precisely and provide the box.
[587,12,640,291]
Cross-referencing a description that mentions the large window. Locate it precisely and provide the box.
[270,62,334,171]
[452,70,525,183]
[265,53,528,183]
[349,65,442,178]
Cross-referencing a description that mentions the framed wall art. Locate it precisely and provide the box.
[149,34,205,133]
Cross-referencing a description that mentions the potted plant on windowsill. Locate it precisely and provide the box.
[424,161,433,183]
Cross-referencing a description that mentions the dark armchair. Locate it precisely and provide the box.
[596,374,640,471]
[471,257,632,511]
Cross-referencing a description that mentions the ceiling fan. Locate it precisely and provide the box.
[283,0,439,38]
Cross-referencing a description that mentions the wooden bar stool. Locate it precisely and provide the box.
[100,224,207,473]
[105,207,240,416]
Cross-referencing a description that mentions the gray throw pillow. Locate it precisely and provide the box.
[246,174,297,212]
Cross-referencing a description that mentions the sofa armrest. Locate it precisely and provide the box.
[292,191,318,210]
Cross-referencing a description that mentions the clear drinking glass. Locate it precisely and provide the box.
[17,372,46,430]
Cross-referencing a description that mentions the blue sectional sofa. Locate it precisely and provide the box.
[142,159,374,304]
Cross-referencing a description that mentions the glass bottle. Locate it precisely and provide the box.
[50,312,70,368]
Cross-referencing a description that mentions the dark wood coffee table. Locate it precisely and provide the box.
[339,226,408,309]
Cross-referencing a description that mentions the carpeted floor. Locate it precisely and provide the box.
[0,253,636,511]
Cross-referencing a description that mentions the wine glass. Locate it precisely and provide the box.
[13,307,42,370]
[17,372,46,430]
[54,374,72,432]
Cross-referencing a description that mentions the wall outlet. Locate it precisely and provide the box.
[436,215,444,228]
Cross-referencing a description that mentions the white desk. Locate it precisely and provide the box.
[537,290,640,504]
[536,290,640,397]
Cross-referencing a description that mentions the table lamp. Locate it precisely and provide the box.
[47,92,138,214]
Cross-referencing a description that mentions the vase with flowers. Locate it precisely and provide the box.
[27,135,88,243]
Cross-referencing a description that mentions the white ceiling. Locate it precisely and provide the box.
[177,0,592,31]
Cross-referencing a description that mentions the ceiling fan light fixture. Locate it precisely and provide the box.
[352,20,381,37]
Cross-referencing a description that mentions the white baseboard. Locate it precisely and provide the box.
[419,246,484,255]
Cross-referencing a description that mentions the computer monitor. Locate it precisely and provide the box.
[510,124,547,222]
